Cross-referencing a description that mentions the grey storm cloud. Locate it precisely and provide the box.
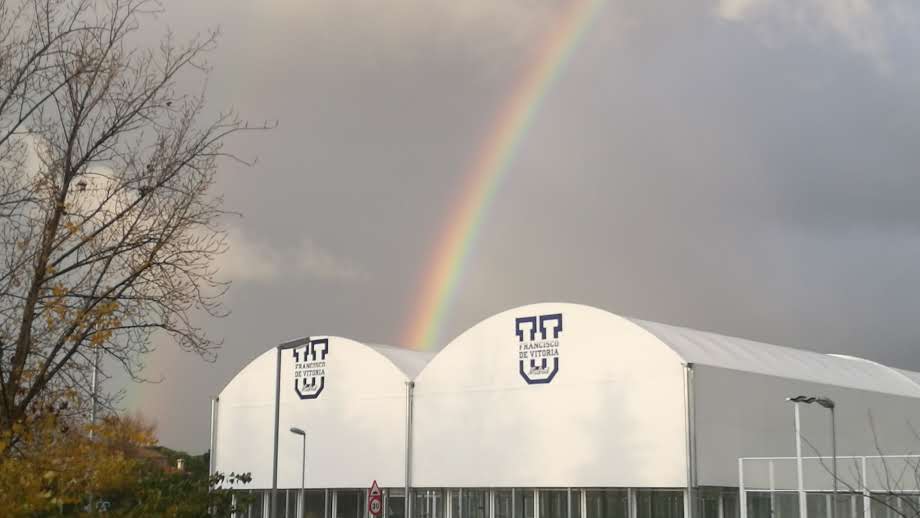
[119,0,920,452]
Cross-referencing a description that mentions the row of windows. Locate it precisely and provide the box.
[233,488,920,518]
[233,488,691,518]
[744,492,920,518]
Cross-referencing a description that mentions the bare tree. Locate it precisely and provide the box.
[0,0,268,437]
[785,415,920,518]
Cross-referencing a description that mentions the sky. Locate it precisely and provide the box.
[118,0,920,453]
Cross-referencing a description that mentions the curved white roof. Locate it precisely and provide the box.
[218,341,434,396]
[628,318,920,398]
[896,368,920,388]
[215,336,434,489]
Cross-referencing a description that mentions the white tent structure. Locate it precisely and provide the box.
[211,303,920,518]
[212,336,434,516]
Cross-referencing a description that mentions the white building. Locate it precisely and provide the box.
[211,303,920,518]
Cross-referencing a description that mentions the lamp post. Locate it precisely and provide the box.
[786,398,808,518]
[788,396,838,518]
[271,337,311,518]
[291,427,307,518]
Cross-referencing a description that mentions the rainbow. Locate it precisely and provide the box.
[402,0,606,350]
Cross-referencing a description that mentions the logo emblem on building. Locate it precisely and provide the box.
[293,338,329,399]
[515,313,563,385]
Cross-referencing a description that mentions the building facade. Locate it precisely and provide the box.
[211,303,920,518]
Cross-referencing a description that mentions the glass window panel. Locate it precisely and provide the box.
[700,492,719,518]
[414,490,445,518]
[773,493,800,518]
[516,490,535,518]
[305,490,326,518]
[721,492,739,518]
[746,493,769,518]
[496,491,513,518]
[896,494,920,517]
[808,494,830,518]
[637,490,684,518]
[586,490,628,518]
[464,490,489,518]
[871,495,901,518]
[539,490,572,518]
[339,491,367,518]
[831,494,862,518]
[287,490,299,518]
[249,490,264,518]
[388,495,406,518]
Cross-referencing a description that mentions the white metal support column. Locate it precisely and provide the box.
[628,488,637,518]
[794,403,808,518]
[861,457,870,518]
[209,397,219,477]
[739,459,747,518]
[404,382,415,518]
[770,460,777,518]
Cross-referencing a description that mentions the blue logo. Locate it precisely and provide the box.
[293,338,329,399]
[516,313,563,384]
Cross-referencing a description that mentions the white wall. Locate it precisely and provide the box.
[411,303,690,488]
[694,365,920,490]
[214,348,276,488]
[215,337,411,489]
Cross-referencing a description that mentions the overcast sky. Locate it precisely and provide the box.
[118,0,920,452]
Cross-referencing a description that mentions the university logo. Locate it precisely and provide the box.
[515,313,563,385]
[293,338,329,400]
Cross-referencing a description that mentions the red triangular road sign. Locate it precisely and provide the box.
[369,480,382,498]
[369,480,383,516]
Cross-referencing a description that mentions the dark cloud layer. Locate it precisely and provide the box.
[120,0,920,452]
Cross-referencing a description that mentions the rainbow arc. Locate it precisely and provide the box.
[402,0,605,350]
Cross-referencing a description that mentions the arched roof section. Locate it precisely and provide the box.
[412,302,690,488]
[218,340,431,398]
[628,318,920,398]
[214,336,432,490]
[896,368,920,389]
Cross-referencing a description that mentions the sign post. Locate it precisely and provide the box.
[369,480,383,517]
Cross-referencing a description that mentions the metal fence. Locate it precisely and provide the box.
[739,456,920,518]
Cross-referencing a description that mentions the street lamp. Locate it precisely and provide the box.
[271,337,311,518]
[290,427,307,518]
[787,395,838,518]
